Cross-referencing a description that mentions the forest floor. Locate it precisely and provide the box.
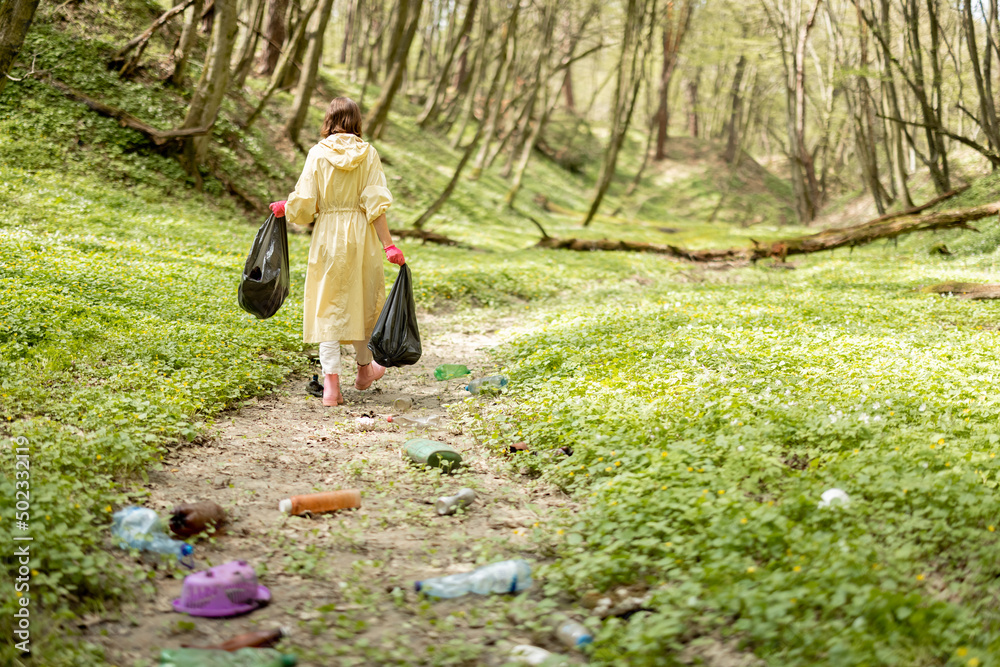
[84,311,584,667]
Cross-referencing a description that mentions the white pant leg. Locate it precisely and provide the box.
[319,341,342,375]
[354,339,372,366]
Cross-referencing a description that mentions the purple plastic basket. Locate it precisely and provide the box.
[171,560,271,618]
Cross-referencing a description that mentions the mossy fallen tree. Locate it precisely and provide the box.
[920,282,1000,300]
[537,198,996,263]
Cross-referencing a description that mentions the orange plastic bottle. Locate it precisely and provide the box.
[278,490,361,516]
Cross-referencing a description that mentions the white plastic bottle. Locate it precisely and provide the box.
[555,620,593,648]
[415,559,532,598]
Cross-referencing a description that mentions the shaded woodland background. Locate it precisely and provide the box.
[6,0,1000,230]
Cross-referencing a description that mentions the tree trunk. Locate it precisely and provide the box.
[723,55,746,163]
[582,0,652,226]
[963,0,1000,157]
[0,0,39,97]
[232,0,267,88]
[259,0,289,74]
[418,0,478,127]
[468,3,519,179]
[243,0,319,128]
[685,67,700,138]
[448,14,489,147]
[365,0,424,139]
[285,0,335,143]
[654,0,692,160]
[413,0,513,229]
[179,0,239,172]
[341,0,354,63]
[170,0,205,86]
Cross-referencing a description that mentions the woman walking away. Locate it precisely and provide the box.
[269,97,405,407]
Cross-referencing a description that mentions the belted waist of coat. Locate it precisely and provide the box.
[319,206,364,213]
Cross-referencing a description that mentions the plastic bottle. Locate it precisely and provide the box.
[434,364,471,381]
[112,506,193,563]
[555,620,594,649]
[464,375,509,394]
[393,397,413,412]
[436,488,476,515]
[279,490,361,515]
[184,628,286,650]
[391,413,448,429]
[405,438,463,471]
[159,647,297,667]
[169,501,228,538]
[415,559,532,598]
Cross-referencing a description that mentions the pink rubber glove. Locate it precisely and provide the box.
[384,245,405,265]
[269,200,286,217]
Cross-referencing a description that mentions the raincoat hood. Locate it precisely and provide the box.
[316,134,370,171]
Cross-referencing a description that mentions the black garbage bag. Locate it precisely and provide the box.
[238,213,290,320]
[368,264,422,367]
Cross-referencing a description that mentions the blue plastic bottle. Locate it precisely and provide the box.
[464,375,509,394]
[112,506,194,564]
[415,559,532,598]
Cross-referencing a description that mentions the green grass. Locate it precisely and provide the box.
[483,249,1000,665]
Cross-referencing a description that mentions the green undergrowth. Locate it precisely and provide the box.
[477,249,1000,665]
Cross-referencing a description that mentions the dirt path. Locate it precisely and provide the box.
[86,312,579,667]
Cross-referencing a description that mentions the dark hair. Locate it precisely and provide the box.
[321,97,363,138]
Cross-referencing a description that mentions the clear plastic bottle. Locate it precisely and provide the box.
[464,375,509,394]
[112,506,194,563]
[158,647,297,666]
[555,620,593,648]
[510,644,562,665]
[415,559,532,598]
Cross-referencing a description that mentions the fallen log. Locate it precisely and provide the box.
[47,79,212,149]
[390,228,478,249]
[537,200,998,263]
[920,282,1000,300]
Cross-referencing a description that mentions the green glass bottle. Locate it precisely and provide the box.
[405,438,463,471]
[434,364,471,381]
[159,648,297,667]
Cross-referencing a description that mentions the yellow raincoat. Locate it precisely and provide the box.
[285,134,393,344]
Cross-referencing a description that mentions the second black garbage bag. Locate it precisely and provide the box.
[238,213,290,320]
[368,263,422,367]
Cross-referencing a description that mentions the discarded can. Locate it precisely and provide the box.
[405,438,463,471]
[183,627,286,650]
[279,490,362,516]
[170,501,228,538]
[555,619,594,649]
[436,488,477,515]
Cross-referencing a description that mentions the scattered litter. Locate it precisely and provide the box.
[434,364,471,381]
[392,397,413,412]
[169,501,227,539]
[158,647,296,666]
[390,413,448,429]
[172,560,270,618]
[415,559,532,598]
[355,416,376,431]
[510,644,568,666]
[818,488,850,508]
[509,442,530,454]
[737,445,745,452]
[555,619,594,649]
[305,375,324,398]
[183,628,286,650]
[279,490,362,516]
[112,506,194,565]
[436,488,477,515]
[465,375,508,394]
[405,438,463,472]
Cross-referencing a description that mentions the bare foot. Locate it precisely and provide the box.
[323,374,344,406]
[354,362,386,390]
